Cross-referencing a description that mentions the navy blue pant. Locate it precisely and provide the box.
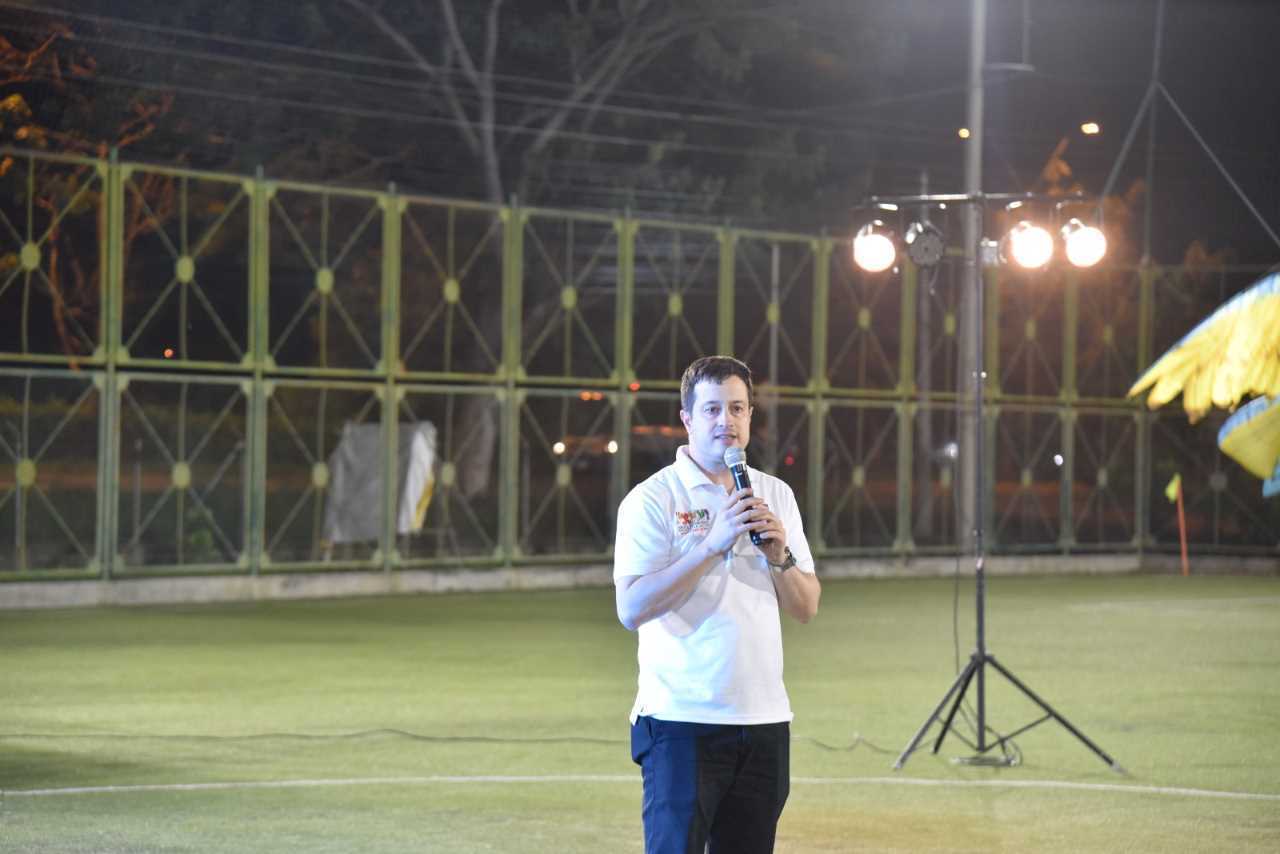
[630,717,790,854]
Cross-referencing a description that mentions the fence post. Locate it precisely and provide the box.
[500,199,524,565]
[1135,263,1157,551]
[1058,409,1077,552]
[896,259,919,555]
[982,266,1000,549]
[380,186,403,574]
[718,227,736,356]
[1060,269,1079,552]
[612,214,637,521]
[807,237,832,555]
[247,167,271,576]
[97,149,124,580]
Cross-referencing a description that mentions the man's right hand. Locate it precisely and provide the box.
[615,488,765,631]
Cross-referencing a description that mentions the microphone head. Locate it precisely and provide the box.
[723,446,746,468]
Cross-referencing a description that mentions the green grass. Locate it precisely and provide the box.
[2,573,1278,852]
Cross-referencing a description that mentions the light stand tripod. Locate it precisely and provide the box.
[893,264,1124,770]
[864,191,1124,773]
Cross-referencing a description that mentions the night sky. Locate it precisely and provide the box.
[4,0,1280,266]
[865,0,1280,266]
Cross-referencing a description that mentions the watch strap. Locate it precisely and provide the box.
[768,546,796,571]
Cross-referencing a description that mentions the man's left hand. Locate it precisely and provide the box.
[749,502,787,566]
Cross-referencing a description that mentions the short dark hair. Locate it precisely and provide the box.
[680,355,754,412]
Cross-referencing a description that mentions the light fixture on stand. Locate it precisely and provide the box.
[1061,218,1108,268]
[1004,220,1055,269]
[853,196,1104,274]
[851,189,1121,775]
[904,221,947,267]
[852,220,897,273]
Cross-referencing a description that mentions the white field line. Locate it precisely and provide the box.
[4,775,1279,802]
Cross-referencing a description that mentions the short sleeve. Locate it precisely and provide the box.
[613,484,673,581]
[773,479,816,575]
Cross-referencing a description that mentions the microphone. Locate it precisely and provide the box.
[723,446,764,546]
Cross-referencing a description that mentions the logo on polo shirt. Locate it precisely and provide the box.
[674,509,711,536]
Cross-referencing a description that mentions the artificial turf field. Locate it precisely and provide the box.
[1,573,1278,853]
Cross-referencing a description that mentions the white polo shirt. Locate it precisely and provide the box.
[614,446,816,725]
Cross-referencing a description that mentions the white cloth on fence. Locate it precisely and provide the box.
[322,422,438,544]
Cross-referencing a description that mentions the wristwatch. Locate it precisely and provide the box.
[768,547,797,572]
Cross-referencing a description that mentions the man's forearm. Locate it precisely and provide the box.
[615,541,721,631]
[773,567,821,623]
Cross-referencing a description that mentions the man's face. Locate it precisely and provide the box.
[680,376,752,469]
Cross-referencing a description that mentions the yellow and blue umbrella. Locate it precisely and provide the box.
[1128,271,1280,496]
[1218,395,1280,497]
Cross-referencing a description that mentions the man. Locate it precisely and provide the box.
[614,355,821,854]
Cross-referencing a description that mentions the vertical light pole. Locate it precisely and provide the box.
[957,0,989,753]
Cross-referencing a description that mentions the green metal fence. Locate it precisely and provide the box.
[1,148,1276,580]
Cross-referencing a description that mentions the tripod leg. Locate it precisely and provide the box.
[933,656,981,755]
[986,655,1125,773]
[894,655,980,770]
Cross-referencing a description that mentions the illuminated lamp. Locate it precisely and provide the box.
[852,220,896,273]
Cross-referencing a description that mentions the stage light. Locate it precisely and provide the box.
[958,128,971,139]
[1081,121,1101,135]
[553,441,566,455]
[1061,218,1107,267]
[852,220,896,273]
[1006,221,1054,269]
[904,221,946,267]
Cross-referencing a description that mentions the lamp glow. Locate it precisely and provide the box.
[1006,221,1054,269]
[852,220,896,273]
[1061,219,1107,268]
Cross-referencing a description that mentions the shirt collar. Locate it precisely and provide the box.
[674,445,721,492]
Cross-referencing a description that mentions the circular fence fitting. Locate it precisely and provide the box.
[1096,467,1108,488]
[19,242,41,272]
[1021,467,1033,487]
[858,307,872,330]
[16,458,37,488]
[176,255,196,284]
[852,465,865,488]
[1025,318,1037,341]
[312,461,330,489]
[944,312,957,336]
[172,462,191,490]
[315,267,334,294]
[667,293,683,317]
[556,463,571,488]
[443,277,461,304]
[766,302,781,325]
[440,461,456,487]
[561,286,577,311]
[1209,471,1227,492]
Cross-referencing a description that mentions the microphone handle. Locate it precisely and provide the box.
[729,464,765,546]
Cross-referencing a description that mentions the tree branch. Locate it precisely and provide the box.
[438,0,483,89]
[340,0,480,154]
[439,41,481,154]
[528,16,710,157]
[439,0,504,201]
[340,0,440,84]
